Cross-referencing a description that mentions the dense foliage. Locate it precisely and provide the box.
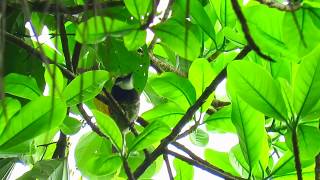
[0,0,320,179]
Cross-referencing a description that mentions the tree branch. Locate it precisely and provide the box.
[6,1,124,15]
[52,132,67,159]
[256,0,301,11]
[57,15,73,71]
[71,42,82,72]
[123,158,136,180]
[163,152,174,180]
[77,104,106,138]
[166,150,243,180]
[292,127,302,180]
[149,53,187,77]
[230,0,275,62]
[133,65,227,178]
[172,142,245,179]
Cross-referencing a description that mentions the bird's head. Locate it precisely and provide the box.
[115,73,134,90]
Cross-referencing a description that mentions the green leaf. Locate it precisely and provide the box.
[92,110,123,151]
[204,105,236,133]
[123,30,147,51]
[0,158,16,180]
[152,19,201,60]
[177,0,216,40]
[0,96,67,150]
[271,151,314,178]
[189,129,209,147]
[75,132,117,177]
[4,73,41,100]
[285,125,320,160]
[0,98,21,135]
[18,159,68,180]
[63,70,109,106]
[128,121,171,154]
[231,93,267,170]
[86,155,122,176]
[210,0,236,27]
[173,158,194,180]
[150,72,196,110]
[76,16,138,44]
[124,0,152,21]
[227,60,288,121]
[189,58,215,112]
[44,64,66,97]
[59,116,81,135]
[282,9,320,57]
[293,45,320,120]
[141,102,185,127]
[98,38,146,76]
[204,149,239,176]
[229,145,249,178]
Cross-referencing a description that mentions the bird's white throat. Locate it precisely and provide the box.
[117,76,134,90]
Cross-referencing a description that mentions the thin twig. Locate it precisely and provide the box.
[5,1,124,15]
[123,158,136,180]
[77,104,106,137]
[133,63,227,178]
[163,152,174,180]
[71,42,82,72]
[166,150,244,180]
[52,132,67,159]
[149,53,187,77]
[230,0,275,62]
[292,126,302,180]
[58,15,73,71]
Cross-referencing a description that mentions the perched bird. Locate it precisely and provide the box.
[110,74,140,131]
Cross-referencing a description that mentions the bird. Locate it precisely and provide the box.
[110,74,140,131]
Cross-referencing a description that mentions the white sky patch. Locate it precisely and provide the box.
[25,22,60,53]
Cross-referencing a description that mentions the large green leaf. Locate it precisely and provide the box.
[227,60,288,121]
[231,93,267,170]
[18,159,68,180]
[123,30,147,51]
[75,132,120,177]
[282,9,320,57]
[152,19,201,60]
[173,158,194,180]
[0,96,66,150]
[128,121,171,154]
[44,64,66,97]
[285,125,320,160]
[293,45,320,120]
[124,0,152,21]
[149,72,196,110]
[189,58,215,112]
[4,73,41,100]
[271,151,314,178]
[0,98,21,135]
[204,105,236,133]
[75,16,138,44]
[204,149,239,176]
[141,102,185,127]
[92,110,123,151]
[0,158,15,180]
[177,0,216,40]
[210,0,236,27]
[59,116,81,135]
[63,70,109,106]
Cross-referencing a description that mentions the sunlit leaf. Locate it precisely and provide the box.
[76,16,138,44]
[152,19,201,60]
[0,96,66,150]
[189,58,215,112]
[123,30,147,51]
[293,45,320,120]
[173,158,194,180]
[227,60,288,121]
[189,129,209,147]
[128,121,171,154]
[124,0,152,21]
[18,159,68,180]
[4,73,41,100]
[59,116,81,135]
[63,70,109,106]
[92,110,123,150]
[204,105,236,133]
[205,149,239,176]
[150,72,196,110]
